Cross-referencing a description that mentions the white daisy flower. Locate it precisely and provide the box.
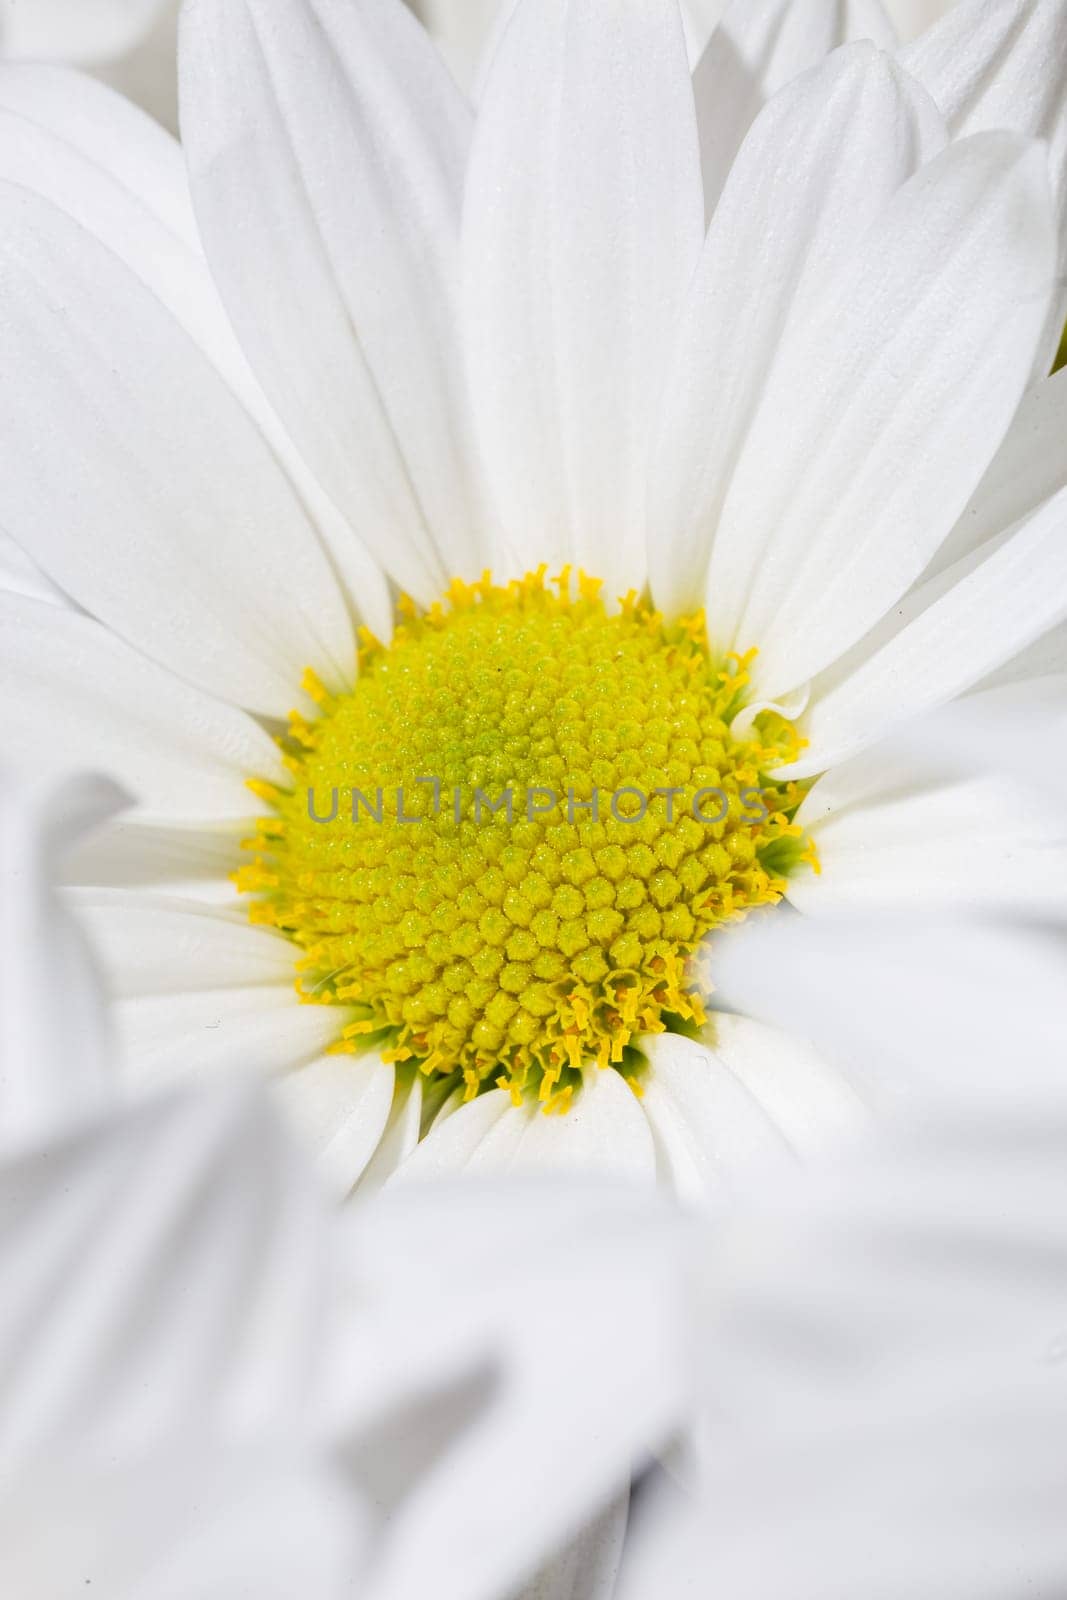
[0,0,1065,1201]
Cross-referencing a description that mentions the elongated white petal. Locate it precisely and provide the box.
[788,701,1067,919]
[651,44,942,616]
[354,1071,424,1197]
[397,1069,657,1183]
[0,62,197,238]
[0,1082,328,1454]
[626,1090,1067,1600]
[904,0,1067,362]
[640,1021,866,1205]
[62,820,246,900]
[274,1054,397,1198]
[692,0,897,222]
[0,774,126,1153]
[933,365,1067,575]
[0,184,356,717]
[182,0,490,600]
[343,1181,690,1600]
[787,484,1067,775]
[707,131,1055,701]
[0,64,392,637]
[464,0,703,598]
[69,892,350,1089]
[0,595,284,823]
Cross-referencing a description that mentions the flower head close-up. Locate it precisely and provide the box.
[1,0,1066,1202]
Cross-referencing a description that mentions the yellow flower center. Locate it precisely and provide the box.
[239,571,812,1112]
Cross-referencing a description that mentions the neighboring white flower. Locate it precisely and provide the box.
[0,0,169,65]
[620,912,1067,1600]
[0,0,1065,1202]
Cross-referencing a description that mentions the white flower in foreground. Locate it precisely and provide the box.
[0,0,169,66]
[621,913,1067,1600]
[0,0,1066,1201]
[2,769,694,1600]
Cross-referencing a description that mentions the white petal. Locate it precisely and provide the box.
[0,0,172,65]
[397,1069,657,1183]
[516,1495,629,1600]
[692,0,897,223]
[0,531,66,606]
[0,183,356,717]
[903,0,1067,362]
[640,1021,866,1205]
[639,1076,1067,1600]
[0,62,395,640]
[274,1054,396,1198]
[0,1447,363,1600]
[651,43,943,617]
[354,1070,424,1197]
[706,131,1056,700]
[72,891,298,994]
[932,365,1067,576]
[181,0,489,600]
[341,1181,689,1600]
[0,64,392,638]
[0,594,284,822]
[0,62,197,240]
[464,0,704,598]
[0,1082,330,1454]
[0,773,126,1153]
[789,759,1067,923]
[63,819,246,900]
[702,907,1067,1116]
[787,483,1067,776]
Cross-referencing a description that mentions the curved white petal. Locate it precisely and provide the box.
[640,1021,866,1205]
[354,1070,424,1197]
[0,1083,329,1455]
[902,0,1067,343]
[62,819,246,900]
[692,0,897,223]
[932,364,1067,576]
[786,483,1067,776]
[0,773,126,1153]
[624,1078,1067,1600]
[789,709,1067,919]
[68,891,352,1089]
[0,530,66,606]
[274,1053,397,1198]
[181,0,489,601]
[342,1181,688,1600]
[0,594,284,822]
[0,61,197,238]
[706,131,1056,701]
[0,183,356,717]
[397,1069,657,1183]
[651,43,943,617]
[0,64,392,638]
[464,0,704,598]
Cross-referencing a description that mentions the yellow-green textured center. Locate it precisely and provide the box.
[240,572,812,1111]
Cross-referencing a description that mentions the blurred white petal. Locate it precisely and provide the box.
[0,773,126,1152]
